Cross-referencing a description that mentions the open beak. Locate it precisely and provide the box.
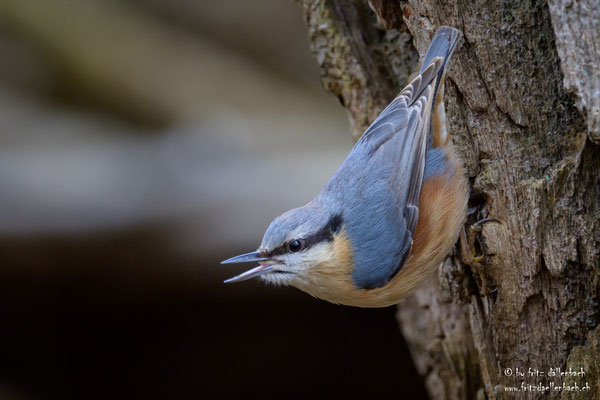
[221,251,272,283]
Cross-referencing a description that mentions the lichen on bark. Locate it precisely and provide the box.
[300,0,417,140]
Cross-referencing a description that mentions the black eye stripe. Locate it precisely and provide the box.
[268,214,343,256]
[330,214,342,234]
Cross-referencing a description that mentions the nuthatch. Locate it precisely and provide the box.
[222,27,468,307]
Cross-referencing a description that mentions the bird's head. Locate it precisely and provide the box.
[222,203,347,288]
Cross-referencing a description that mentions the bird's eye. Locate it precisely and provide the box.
[288,240,302,253]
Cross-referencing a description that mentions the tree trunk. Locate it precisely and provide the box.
[299,1,600,399]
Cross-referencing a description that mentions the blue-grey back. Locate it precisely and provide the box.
[316,27,460,289]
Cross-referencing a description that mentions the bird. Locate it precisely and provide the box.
[221,26,469,308]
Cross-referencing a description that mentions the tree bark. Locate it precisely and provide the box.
[299,1,600,399]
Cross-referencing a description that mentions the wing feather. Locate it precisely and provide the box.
[328,27,461,289]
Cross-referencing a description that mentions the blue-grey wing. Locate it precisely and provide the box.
[320,27,460,289]
[344,59,445,289]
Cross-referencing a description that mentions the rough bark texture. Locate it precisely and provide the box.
[547,0,600,144]
[299,1,600,399]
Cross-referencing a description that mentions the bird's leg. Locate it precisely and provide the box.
[469,218,500,262]
[460,218,501,295]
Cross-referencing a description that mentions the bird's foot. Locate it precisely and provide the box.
[460,218,501,296]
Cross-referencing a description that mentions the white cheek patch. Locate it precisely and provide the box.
[261,241,334,287]
[287,242,333,268]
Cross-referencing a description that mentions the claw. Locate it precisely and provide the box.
[471,218,501,232]
[469,218,501,258]
[472,255,485,263]
[461,217,501,296]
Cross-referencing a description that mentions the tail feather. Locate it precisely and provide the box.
[419,26,460,76]
[420,26,460,148]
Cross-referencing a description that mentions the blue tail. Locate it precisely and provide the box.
[419,26,460,75]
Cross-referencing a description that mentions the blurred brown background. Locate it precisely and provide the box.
[0,1,427,398]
